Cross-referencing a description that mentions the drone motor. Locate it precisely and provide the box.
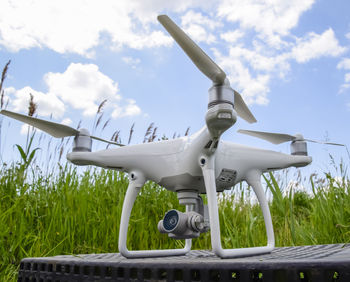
[73,128,92,152]
[205,80,237,139]
[290,140,308,156]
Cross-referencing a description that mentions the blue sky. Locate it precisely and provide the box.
[0,0,350,177]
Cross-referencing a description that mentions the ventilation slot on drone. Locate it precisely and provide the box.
[204,140,213,149]
[106,166,124,170]
[213,140,219,148]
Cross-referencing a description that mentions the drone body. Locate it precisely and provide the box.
[67,126,312,194]
[65,123,312,258]
[5,14,340,259]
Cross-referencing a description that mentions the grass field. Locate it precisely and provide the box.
[1,159,349,281]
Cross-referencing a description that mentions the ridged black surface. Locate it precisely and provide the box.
[18,244,350,281]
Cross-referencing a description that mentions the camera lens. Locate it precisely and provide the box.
[163,210,179,231]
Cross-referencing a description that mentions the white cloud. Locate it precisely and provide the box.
[7,86,65,118]
[122,56,141,69]
[45,63,121,117]
[61,118,72,126]
[216,0,318,50]
[182,10,221,30]
[337,58,350,70]
[1,0,347,109]
[19,124,43,135]
[345,73,350,83]
[124,100,142,116]
[6,63,142,120]
[20,124,32,135]
[116,30,173,50]
[291,29,346,63]
[213,49,270,105]
[214,1,346,106]
[212,27,346,105]
[181,11,220,44]
[217,0,315,37]
[0,0,220,56]
[337,59,350,93]
[339,83,350,94]
[184,24,216,44]
[220,30,244,43]
[0,0,178,56]
[112,99,141,118]
[130,0,217,23]
[225,46,290,74]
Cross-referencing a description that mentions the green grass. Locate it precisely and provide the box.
[1,161,349,281]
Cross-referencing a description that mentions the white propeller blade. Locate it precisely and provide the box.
[237,129,297,144]
[238,129,346,147]
[1,110,79,138]
[234,91,257,124]
[304,139,345,147]
[158,15,226,85]
[158,15,257,124]
[0,110,124,146]
[90,135,124,147]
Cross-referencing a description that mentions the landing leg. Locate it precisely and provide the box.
[200,155,274,258]
[118,172,192,258]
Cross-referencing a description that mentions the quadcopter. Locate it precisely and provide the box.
[0,15,344,259]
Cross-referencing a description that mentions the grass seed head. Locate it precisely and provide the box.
[28,93,37,117]
[128,123,135,144]
[148,127,157,142]
[143,122,154,143]
[108,130,121,149]
[95,113,104,129]
[97,99,107,114]
[102,118,111,131]
[0,60,11,109]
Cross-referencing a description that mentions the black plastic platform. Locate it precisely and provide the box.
[18,244,350,282]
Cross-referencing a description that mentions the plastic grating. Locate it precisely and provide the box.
[18,244,350,282]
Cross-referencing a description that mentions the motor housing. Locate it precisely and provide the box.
[205,81,237,139]
[73,128,92,152]
[290,140,308,156]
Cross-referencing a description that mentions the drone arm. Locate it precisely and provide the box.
[200,155,274,258]
[118,171,192,258]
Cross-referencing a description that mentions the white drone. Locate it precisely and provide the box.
[1,15,344,259]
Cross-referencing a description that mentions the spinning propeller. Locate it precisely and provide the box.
[237,129,345,146]
[0,110,124,146]
[158,15,256,124]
